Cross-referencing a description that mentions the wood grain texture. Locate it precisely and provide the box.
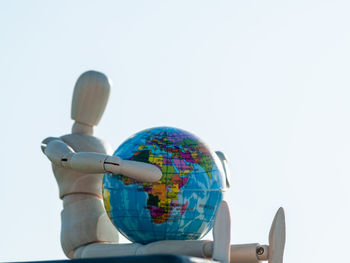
[71,71,110,127]
[212,200,231,263]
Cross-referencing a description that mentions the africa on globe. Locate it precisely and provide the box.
[103,127,225,244]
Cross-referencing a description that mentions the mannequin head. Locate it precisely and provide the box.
[71,70,111,134]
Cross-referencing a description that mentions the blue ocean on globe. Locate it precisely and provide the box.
[103,127,224,244]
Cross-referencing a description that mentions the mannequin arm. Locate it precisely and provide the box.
[215,151,231,188]
[42,138,162,182]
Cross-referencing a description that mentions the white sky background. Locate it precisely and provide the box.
[0,1,349,262]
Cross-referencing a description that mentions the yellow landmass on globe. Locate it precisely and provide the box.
[152,184,167,200]
[103,188,112,218]
[149,154,163,168]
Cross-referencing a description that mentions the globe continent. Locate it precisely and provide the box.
[103,127,224,244]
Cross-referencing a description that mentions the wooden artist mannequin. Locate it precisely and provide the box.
[41,71,162,258]
[42,71,286,263]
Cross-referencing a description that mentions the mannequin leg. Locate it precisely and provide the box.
[74,240,212,259]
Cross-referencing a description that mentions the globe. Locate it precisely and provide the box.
[103,126,224,244]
